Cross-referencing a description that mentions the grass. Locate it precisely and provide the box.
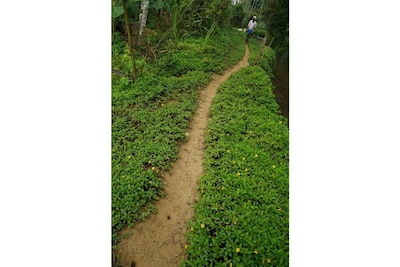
[181,46,289,266]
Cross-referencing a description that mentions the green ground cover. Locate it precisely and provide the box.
[112,29,245,246]
[248,39,276,77]
[182,44,289,266]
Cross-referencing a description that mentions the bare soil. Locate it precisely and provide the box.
[115,45,249,267]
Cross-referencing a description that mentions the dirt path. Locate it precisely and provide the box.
[115,45,249,267]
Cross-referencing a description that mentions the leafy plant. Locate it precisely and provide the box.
[112,29,246,248]
[156,29,244,77]
[203,22,218,46]
[182,65,289,266]
[248,40,276,77]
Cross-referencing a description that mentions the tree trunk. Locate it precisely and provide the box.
[122,0,138,81]
[139,1,149,36]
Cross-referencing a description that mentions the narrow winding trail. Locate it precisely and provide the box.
[116,45,249,267]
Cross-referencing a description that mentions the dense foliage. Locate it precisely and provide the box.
[232,0,289,60]
[261,0,289,59]
[184,0,233,35]
[112,29,245,246]
[112,0,288,79]
[182,49,289,266]
[248,40,276,77]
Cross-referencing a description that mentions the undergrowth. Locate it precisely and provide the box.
[156,30,245,77]
[182,62,289,265]
[248,38,276,78]
[112,28,245,247]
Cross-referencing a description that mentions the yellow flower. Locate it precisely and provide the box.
[277,207,282,212]
[267,258,271,263]
[190,227,194,231]
[236,247,240,253]
[254,249,259,254]
[151,167,156,171]
[242,157,246,160]
[237,172,241,176]
[185,244,188,249]
[245,168,248,172]
[201,223,205,228]
[127,155,131,159]
[255,154,258,158]
[221,186,225,190]
[227,150,231,153]
[272,165,276,169]
[279,121,282,124]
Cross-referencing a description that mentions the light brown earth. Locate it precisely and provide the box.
[115,45,249,267]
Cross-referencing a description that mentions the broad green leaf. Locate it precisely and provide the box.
[112,6,124,18]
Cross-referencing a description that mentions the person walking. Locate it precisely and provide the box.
[245,16,257,42]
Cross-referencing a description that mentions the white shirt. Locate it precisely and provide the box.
[248,20,257,30]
